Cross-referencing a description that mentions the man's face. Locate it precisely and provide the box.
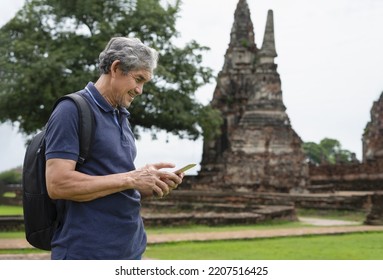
[111,68,152,108]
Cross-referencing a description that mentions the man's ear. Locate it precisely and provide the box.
[110,60,120,76]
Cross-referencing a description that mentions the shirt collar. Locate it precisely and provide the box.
[85,82,130,117]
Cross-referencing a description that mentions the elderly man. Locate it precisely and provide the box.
[45,37,183,260]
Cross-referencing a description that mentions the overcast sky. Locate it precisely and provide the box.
[1,0,383,174]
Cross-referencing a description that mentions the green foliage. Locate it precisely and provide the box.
[198,105,223,141]
[0,0,221,141]
[0,168,22,185]
[240,38,249,48]
[303,138,355,165]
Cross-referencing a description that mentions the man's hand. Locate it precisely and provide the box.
[131,162,182,199]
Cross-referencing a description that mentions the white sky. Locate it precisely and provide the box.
[1,0,383,174]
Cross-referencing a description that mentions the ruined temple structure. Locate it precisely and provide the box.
[141,0,383,226]
[141,0,305,226]
[198,0,309,193]
[363,91,383,162]
[309,91,383,192]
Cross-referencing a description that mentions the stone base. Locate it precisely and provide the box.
[142,205,297,227]
[364,192,383,225]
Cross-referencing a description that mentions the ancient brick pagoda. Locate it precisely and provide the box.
[141,0,306,226]
[198,0,309,193]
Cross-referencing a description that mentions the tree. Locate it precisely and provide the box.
[303,138,355,165]
[0,168,22,185]
[0,0,222,141]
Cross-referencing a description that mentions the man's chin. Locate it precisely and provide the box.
[120,98,133,108]
[124,101,132,108]
[125,96,135,107]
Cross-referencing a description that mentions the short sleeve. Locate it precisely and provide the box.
[45,99,80,162]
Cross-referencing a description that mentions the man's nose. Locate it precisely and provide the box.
[135,84,143,95]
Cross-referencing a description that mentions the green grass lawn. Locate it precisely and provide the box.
[0,205,23,215]
[144,232,383,260]
[0,231,25,239]
[3,231,383,259]
[1,206,379,259]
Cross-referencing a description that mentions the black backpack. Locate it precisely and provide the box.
[22,92,94,251]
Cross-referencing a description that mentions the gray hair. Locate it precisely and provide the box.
[98,37,159,75]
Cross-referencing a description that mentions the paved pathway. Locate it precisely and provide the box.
[1,218,383,260]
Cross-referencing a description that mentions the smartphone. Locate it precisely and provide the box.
[174,164,196,174]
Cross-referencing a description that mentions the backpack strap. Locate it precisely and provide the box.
[53,92,95,165]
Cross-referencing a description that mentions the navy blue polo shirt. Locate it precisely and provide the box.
[45,82,146,260]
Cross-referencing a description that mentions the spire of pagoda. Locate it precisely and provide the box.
[259,10,277,63]
[229,0,256,49]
